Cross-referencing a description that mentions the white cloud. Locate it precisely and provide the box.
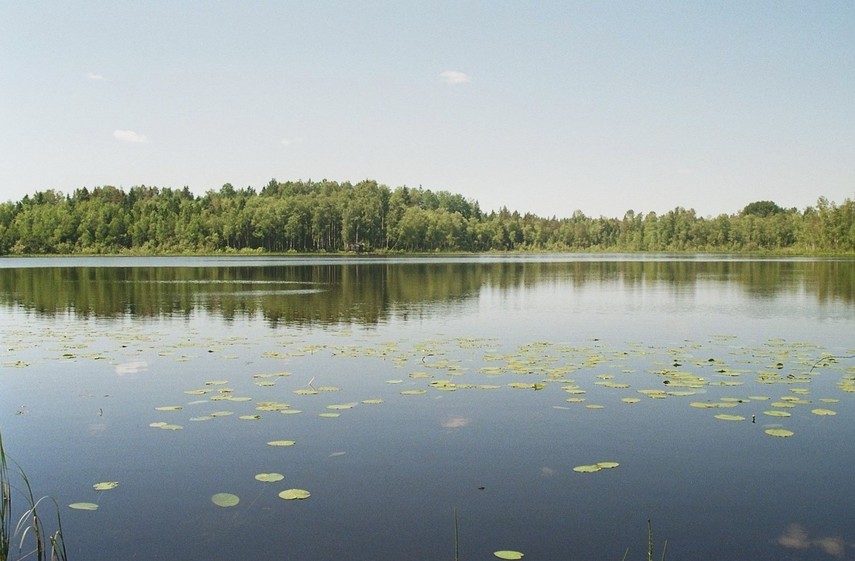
[113,129,147,143]
[87,72,106,81]
[280,137,303,146]
[439,70,471,84]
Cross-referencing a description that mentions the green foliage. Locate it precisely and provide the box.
[0,433,68,561]
[0,183,853,255]
[741,200,786,217]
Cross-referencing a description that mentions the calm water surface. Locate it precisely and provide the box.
[1,255,853,561]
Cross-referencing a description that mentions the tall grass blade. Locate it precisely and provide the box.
[1,433,11,561]
[0,433,67,561]
[453,508,459,561]
[647,520,653,561]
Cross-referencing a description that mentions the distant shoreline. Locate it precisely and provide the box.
[2,183,853,255]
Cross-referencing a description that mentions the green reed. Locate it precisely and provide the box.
[0,433,67,561]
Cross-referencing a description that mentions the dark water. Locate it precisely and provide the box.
[1,255,853,561]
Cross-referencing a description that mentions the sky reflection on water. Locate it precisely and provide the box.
[1,256,854,561]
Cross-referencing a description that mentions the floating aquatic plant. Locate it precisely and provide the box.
[149,422,184,431]
[254,473,284,483]
[68,502,99,511]
[763,410,791,418]
[573,461,619,473]
[765,428,794,438]
[326,403,357,410]
[267,440,296,447]
[278,489,310,500]
[713,414,745,421]
[211,493,239,507]
[493,550,524,559]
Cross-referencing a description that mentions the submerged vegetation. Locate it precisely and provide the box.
[0,180,853,254]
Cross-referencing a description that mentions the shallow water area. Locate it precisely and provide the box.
[1,255,854,561]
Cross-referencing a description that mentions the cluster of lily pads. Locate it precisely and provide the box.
[132,335,851,510]
[68,481,119,511]
[7,323,852,555]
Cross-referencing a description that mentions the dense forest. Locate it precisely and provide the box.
[0,179,853,254]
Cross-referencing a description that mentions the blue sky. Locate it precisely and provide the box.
[1,1,853,218]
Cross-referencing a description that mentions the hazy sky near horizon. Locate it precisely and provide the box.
[1,1,853,218]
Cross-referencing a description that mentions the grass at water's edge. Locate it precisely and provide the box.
[0,433,67,561]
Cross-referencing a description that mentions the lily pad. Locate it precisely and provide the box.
[267,440,296,447]
[574,461,619,473]
[255,473,285,482]
[211,493,240,507]
[765,428,795,438]
[256,402,290,411]
[326,403,357,410]
[68,502,99,511]
[278,489,311,500]
[494,550,524,560]
[811,408,837,416]
[713,414,745,421]
[93,481,119,491]
[770,402,796,408]
[763,410,791,417]
[150,422,184,430]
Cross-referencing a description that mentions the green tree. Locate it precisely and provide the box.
[741,200,785,217]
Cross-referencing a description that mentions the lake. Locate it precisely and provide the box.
[1,255,854,561]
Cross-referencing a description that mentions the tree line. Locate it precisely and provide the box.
[0,179,853,254]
